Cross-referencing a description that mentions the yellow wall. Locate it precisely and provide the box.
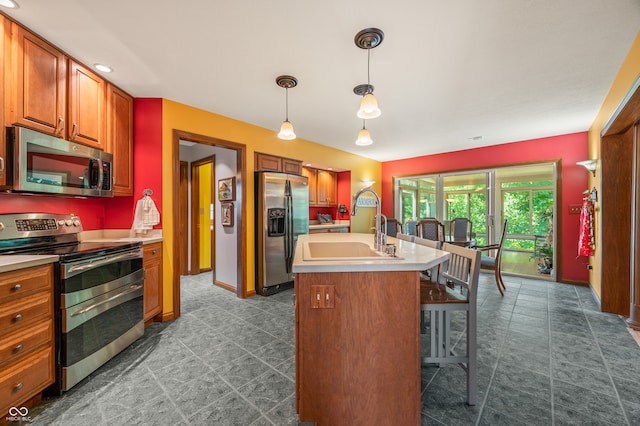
[160,99,381,309]
[588,31,640,298]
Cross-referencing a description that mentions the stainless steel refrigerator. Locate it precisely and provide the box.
[255,171,309,295]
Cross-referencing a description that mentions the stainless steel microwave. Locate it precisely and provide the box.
[4,126,113,197]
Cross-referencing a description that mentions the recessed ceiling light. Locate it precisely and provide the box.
[94,63,113,73]
[468,135,483,141]
[0,0,19,8]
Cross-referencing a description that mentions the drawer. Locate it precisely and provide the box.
[0,320,52,369]
[0,264,53,304]
[0,346,54,417]
[0,294,52,338]
[143,243,162,262]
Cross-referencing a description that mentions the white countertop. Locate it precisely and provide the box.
[308,220,350,230]
[292,233,449,273]
[0,255,59,274]
[80,229,163,244]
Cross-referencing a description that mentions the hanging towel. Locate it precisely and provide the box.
[131,195,160,235]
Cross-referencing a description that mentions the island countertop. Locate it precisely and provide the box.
[292,232,449,273]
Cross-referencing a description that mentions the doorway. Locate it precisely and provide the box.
[172,130,247,320]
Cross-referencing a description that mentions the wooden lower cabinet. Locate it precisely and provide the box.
[295,270,421,425]
[0,264,55,419]
[143,242,163,325]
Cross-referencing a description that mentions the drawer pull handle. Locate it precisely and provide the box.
[14,344,24,353]
[13,284,22,291]
[14,314,23,322]
[14,382,23,391]
[152,250,157,255]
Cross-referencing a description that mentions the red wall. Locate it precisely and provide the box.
[0,98,163,231]
[381,132,589,283]
[103,98,164,229]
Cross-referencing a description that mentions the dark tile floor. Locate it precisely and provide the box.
[27,272,640,425]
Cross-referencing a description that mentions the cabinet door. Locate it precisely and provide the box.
[106,84,134,196]
[10,24,67,136]
[317,170,337,206]
[302,167,317,205]
[283,158,302,175]
[68,60,105,149]
[143,243,163,324]
[255,152,282,172]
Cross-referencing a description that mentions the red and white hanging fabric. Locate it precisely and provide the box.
[578,195,594,257]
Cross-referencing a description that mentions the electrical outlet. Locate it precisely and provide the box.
[568,204,581,215]
[310,285,335,309]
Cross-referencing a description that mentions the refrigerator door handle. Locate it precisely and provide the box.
[284,179,293,274]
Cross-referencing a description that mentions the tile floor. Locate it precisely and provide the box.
[27,272,640,425]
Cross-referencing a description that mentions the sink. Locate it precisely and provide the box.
[302,241,402,261]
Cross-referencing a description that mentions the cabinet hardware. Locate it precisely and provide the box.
[13,284,22,291]
[14,382,24,391]
[71,121,79,139]
[14,313,23,322]
[14,344,24,353]
[56,116,65,136]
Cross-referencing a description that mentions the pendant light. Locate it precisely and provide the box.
[354,28,384,119]
[355,120,373,146]
[276,75,298,140]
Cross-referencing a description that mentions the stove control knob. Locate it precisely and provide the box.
[57,220,65,227]
[0,222,4,231]
[65,219,73,226]
[73,219,81,227]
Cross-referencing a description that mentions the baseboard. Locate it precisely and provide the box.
[246,289,257,298]
[214,279,236,293]
[559,278,589,287]
[158,311,175,322]
[588,284,602,310]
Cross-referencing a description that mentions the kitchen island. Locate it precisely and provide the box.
[292,233,449,426]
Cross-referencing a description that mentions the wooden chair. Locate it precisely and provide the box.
[417,218,445,242]
[449,218,474,247]
[475,219,508,296]
[420,243,481,406]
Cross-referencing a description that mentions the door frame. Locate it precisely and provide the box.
[172,130,247,320]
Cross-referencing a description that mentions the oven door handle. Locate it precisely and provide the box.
[71,284,143,317]
[63,249,143,278]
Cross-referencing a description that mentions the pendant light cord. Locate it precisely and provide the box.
[285,88,289,121]
[367,47,371,86]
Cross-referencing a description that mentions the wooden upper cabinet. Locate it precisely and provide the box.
[106,84,134,196]
[301,167,317,205]
[255,152,303,174]
[68,60,105,149]
[317,170,337,206]
[283,158,302,175]
[10,23,67,136]
[255,152,282,172]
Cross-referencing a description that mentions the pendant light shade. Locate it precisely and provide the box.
[276,75,298,140]
[278,120,296,140]
[355,122,373,146]
[357,93,381,119]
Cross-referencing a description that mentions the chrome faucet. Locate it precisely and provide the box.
[351,186,387,251]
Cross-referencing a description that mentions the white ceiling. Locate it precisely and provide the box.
[3,1,639,162]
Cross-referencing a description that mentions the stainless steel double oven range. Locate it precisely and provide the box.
[0,213,144,394]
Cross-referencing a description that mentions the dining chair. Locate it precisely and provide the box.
[449,218,474,247]
[420,243,481,406]
[417,218,445,242]
[475,219,508,296]
[404,220,418,236]
[382,217,402,237]
[414,236,442,282]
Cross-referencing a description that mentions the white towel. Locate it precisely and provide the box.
[131,195,160,235]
